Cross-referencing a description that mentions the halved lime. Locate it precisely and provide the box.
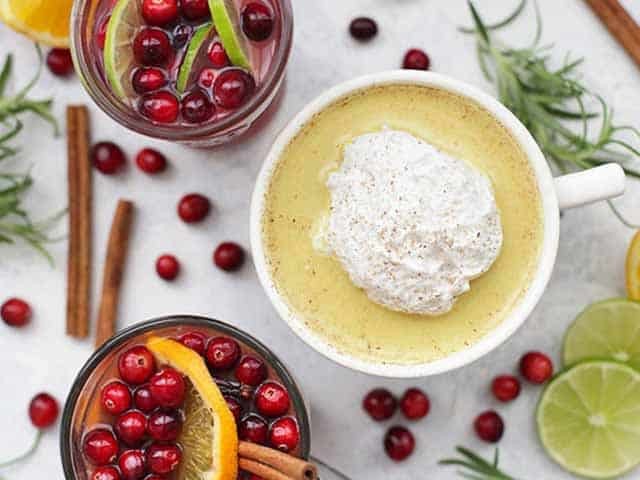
[563,298,640,370]
[176,22,214,94]
[537,361,640,479]
[208,0,252,70]
[104,0,142,99]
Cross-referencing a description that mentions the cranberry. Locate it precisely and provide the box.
[115,411,147,446]
[199,68,217,89]
[242,2,274,41]
[172,24,193,49]
[492,375,521,402]
[520,351,553,384]
[28,393,59,428]
[362,388,396,421]
[235,355,267,386]
[118,450,146,480]
[142,0,179,26]
[213,242,245,271]
[91,142,126,174]
[269,417,299,452]
[213,69,255,109]
[208,42,229,68]
[182,0,209,20]
[146,443,182,474]
[181,90,215,123]
[474,410,504,443]
[206,336,241,370]
[147,410,182,441]
[84,429,119,466]
[140,91,179,123]
[1,297,32,327]
[132,68,167,94]
[349,17,378,41]
[255,382,290,417]
[156,254,180,281]
[96,16,111,50]
[177,193,211,223]
[239,414,268,444]
[149,368,185,407]
[225,397,243,421]
[101,381,132,415]
[179,331,207,355]
[91,466,121,480]
[403,48,430,70]
[47,48,74,76]
[133,28,172,66]
[118,346,156,385]
[400,388,430,420]
[384,426,415,462]
[136,148,167,174]
[133,386,158,413]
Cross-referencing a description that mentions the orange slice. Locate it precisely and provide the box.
[146,336,238,480]
[626,231,640,301]
[0,0,73,47]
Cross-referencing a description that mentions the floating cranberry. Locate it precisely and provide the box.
[177,193,211,223]
[349,17,378,41]
[474,410,504,443]
[101,381,132,415]
[134,28,172,66]
[182,0,209,20]
[1,297,32,327]
[235,355,267,386]
[142,0,179,26]
[198,68,217,89]
[384,426,415,462]
[140,91,179,123]
[400,388,430,420]
[520,351,553,384]
[136,148,167,174]
[172,24,193,49]
[146,443,182,474]
[84,429,119,466]
[96,16,111,50]
[118,450,146,480]
[225,397,243,421]
[213,69,255,109]
[91,466,120,480]
[213,242,245,271]
[492,375,521,402]
[255,382,290,417]
[149,368,185,407]
[29,393,59,428]
[242,2,274,41]
[206,336,241,370]
[115,411,147,446]
[147,410,182,441]
[91,142,126,174]
[269,417,299,453]
[181,90,215,124]
[363,388,396,421]
[133,385,158,413]
[403,48,430,70]
[118,346,156,385]
[47,48,74,76]
[156,254,180,281]
[239,414,268,444]
[179,331,207,355]
[208,42,229,68]
[132,68,167,94]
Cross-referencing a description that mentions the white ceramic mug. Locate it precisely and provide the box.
[250,71,625,378]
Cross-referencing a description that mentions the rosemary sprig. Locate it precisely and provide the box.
[440,446,517,480]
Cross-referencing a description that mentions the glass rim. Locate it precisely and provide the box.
[60,315,312,478]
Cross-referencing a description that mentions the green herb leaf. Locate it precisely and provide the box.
[440,446,517,480]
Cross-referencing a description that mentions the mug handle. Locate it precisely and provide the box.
[553,163,626,210]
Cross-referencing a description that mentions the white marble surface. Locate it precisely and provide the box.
[1,1,640,478]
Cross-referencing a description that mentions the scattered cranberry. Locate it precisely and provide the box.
[403,48,430,70]
[225,397,243,421]
[118,450,146,480]
[492,375,521,402]
[242,2,274,41]
[96,16,111,50]
[1,297,32,327]
[255,382,290,417]
[363,388,396,421]
[206,336,241,369]
[133,28,172,66]
[384,426,415,462]
[147,443,181,474]
[115,411,147,446]
[91,466,121,480]
[239,414,268,444]
[269,417,299,452]
[156,254,180,281]
[474,410,504,443]
[140,91,179,123]
[399,388,430,421]
[101,381,132,415]
[179,331,207,355]
[198,68,217,89]
[91,142,126,174]
[213,69,255,109]
[118,346,156,385]
[213,242,245,271]
[520,351,553,384]
[83,429,119,466]
[147,410,182,441]
[132,68,167,94]
[208,42,229,68]
[235,355,267,386]
[349,17,378,41]
[133,385,158,413]
[142,0,179,26]
[47,48,74,76]
[177,193,211,223]
[29,393,59,428]
[149,368,185,407]
[182,0,209,20]
[172,24,193,49]
[181,90,215,123]
[136,148,167,174]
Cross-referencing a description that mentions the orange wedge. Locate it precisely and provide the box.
[146,336,238,480]
[627,231,640,301]
[0,0,73,47]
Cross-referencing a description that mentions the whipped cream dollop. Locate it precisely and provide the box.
[322,129,503,315]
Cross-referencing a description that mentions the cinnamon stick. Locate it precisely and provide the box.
[66,106,92,338]
[585,0,640,67]
[239,459,294,480]
[239,442,318,480]
[95,200,134,347]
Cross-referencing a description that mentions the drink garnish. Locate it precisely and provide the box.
[208,0,252,71]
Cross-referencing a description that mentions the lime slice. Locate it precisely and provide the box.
[563,298,640,370]
[177,22,214,94]
[208,0,252,70]
[537,361,640,479]
[104,0,142,99]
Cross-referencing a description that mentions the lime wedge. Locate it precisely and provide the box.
[537,361,640,479]
[208,0,252,71]
[176,22,214,94]
[563,298,640,370]
[104,0,142,99]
